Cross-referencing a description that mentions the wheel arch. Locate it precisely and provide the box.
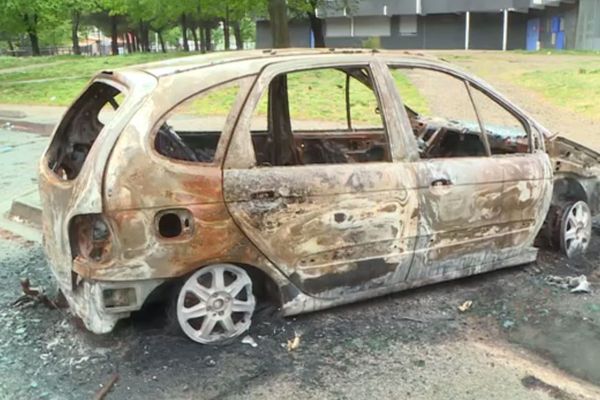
[552,176,589,208]
[143,260,297,309]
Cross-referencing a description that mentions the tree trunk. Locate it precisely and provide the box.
[157,31,166,53]
[205,27,212,51]
[132,31,139,52]
[268,0,289,48]
[7,39,15,56]
[71,11,81,55]
[307,11,325,48]
[125,32,132,53]
[110,15,119,55]
[190,26,199,51]
[180,14,189,51]
[28,31,40,56]
[24,13,41,56]
[223,6,230,50]
[232,21,243,50]
[200,26,207,53]
[205,27,212,52]
[139,22,150,52]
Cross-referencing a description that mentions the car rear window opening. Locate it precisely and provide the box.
[46,81,124,180]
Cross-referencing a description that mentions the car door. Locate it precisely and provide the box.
[384,63,550,282]
[467,81,553,253]
[222,58,420,298]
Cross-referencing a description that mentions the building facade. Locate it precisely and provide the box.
[257,0,595,51]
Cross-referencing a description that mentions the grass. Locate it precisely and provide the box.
[390,69,431,114]
[519,64,600,118]
[0,55,61,70]
[512,49,600,56]
[183,68,430,126]
[0,53,430,124]
[0,53,192,105]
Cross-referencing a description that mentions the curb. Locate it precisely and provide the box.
[0,118,55,136]
[9,199,42,228]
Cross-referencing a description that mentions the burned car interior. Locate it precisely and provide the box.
[250,67,390,166]
[46,81,122,179]
[155,64,532,166]
[155,66,392,165]
[390,66,531,159]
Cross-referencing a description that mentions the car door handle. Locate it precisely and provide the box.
[250,190,277,200]
[431,178,452,187]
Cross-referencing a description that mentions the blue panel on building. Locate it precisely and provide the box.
[526,19,540,51]
[551,16,561,33]
[556,31,565,50]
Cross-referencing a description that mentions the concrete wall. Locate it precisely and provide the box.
[256,10,527,50]
[317,0,417,17]
[305,13,526,50]
[576,0,600,50]
[422,0,526,14]
[256,20,311,48]
[318,0,533,16]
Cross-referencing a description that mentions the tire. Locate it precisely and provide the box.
[559,200,592,258]
[174,264,256,345]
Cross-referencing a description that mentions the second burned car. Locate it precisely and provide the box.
[40,49,599,344]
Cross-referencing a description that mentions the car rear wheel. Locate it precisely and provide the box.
[176,264,256,344]
[560,201,592,258]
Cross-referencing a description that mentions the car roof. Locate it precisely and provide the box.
[117,48,443,78]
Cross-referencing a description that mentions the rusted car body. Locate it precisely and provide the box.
[39,49,599,343]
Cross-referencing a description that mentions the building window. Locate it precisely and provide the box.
[326,17,352,37]
[354,16,391,37]
[399,15,418,36]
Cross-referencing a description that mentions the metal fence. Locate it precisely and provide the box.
[0,44,116,57]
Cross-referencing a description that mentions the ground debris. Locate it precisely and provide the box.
[521,374,575,400]
[287,333,301,352]
[93,373,119,400]
[241,335,258,348]
[545,275,592,293]
[12,278,62,309]
[458,300,473,312]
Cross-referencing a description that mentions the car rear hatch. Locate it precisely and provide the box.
[39,70,156,289]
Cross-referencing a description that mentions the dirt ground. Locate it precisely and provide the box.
[2,51,600,400]
[433,51,600,151]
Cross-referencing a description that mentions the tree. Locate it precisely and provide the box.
[268,0,289,48]
[58,0,95,55]
[305,0,324,48]
[289,0,359,48]
[2,0,59,55]
[95,0,128,55]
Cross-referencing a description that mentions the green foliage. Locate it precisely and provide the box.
[0,0,265,53]
[362,37,381,50]
[519,65,600,118]
[390,69,431,114]
[0,52,191,104]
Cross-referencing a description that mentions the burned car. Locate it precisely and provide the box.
[39,49,599,344]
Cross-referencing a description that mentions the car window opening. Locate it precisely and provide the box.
[250,67,391,166]
[154,81,243,163]
[390,66,530,159]
[46,81,123,180]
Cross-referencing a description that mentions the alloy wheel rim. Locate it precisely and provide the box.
[562,201,592,258]
[177,264,255,344]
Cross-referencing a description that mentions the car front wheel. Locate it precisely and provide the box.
[176,264,256,344]
[560,200,592,258]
